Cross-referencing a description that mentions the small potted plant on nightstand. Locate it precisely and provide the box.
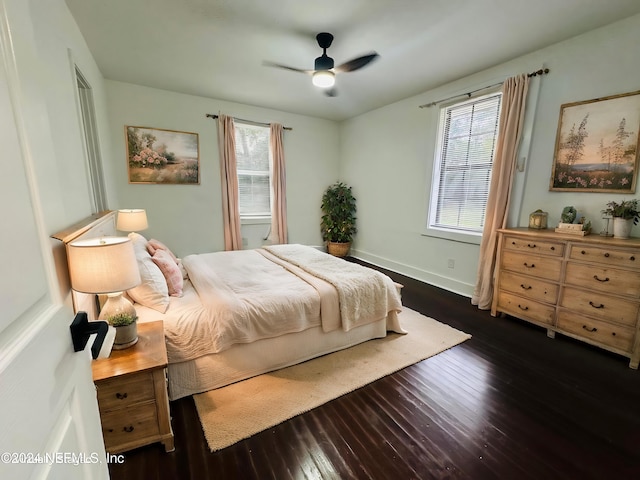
[108,312,138,349]
[603,199,640,239]
[321,181,357,257]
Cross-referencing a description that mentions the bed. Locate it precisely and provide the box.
[55,211,404,400]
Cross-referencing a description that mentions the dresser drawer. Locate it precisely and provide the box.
[569,244,640,269]
[96,371,155,411]
[101,401,160,449]
[498,271,559,304]
[564,262,640,297]
[496,291,555,326]
[559,287,639,327]
[501,250,562,282]
[557,310,635,352]
[503,236,564,257]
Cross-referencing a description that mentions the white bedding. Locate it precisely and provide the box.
[158,248,339,362]
[134,245,405,392]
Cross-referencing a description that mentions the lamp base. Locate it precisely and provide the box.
[99,293,138,349]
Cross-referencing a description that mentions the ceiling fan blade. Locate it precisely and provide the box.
[324,87,338,97]
[262,61,313,75]
[334,53,379,73]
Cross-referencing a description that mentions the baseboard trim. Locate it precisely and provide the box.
[350,248,474,298]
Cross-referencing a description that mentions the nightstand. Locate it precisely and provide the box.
[92,320,174,453]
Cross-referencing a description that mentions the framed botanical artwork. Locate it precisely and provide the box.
[549,90,640,193]
[125,126,200,184]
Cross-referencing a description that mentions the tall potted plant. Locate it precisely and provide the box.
[603,199,640,239]
[321,181,357,257]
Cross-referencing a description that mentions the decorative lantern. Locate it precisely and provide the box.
[528,209,548,229]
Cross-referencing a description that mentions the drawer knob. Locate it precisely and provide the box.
[593,275,609,283]
[520,284,532,290]
[517,304,529,311]
[123,425,135,433]
[115,392,128,400]
[527,243,536,248]
[631,256,636,261]
[523,262,535,268]
[604,253,610,258]
[582,325,598,333]
[589,301,604,309]
[581,250,586,255]
[550,246,555,251]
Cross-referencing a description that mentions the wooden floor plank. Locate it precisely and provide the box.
[108,261,640,479]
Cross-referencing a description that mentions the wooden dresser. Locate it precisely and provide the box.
[92,320,174,453]
[491,228,640,369]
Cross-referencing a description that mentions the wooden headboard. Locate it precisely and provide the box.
[51,210,117,320]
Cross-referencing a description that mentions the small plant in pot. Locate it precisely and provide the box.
[107,312,139,349]
[321,181,357,257]
[603,199,640,239]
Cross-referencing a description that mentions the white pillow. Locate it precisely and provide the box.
[127,232,170,313]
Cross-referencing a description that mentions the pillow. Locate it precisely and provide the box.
[146,239,178,263]
[146,238,188,279]
[152,249,184,297]
[127,233,170,313]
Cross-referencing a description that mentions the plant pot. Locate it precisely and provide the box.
[327,241,351,257]
[113,321,138,349]
[613,217,633,239]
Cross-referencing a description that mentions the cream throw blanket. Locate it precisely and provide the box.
[263,244,403,331]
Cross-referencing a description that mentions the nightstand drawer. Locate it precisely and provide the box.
[97,371,155,411]
[101,401,160,449]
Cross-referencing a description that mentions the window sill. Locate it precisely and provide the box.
[422,227,482,245]
[241,216,271,226]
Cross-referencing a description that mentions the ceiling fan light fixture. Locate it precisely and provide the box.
[312,70,335,88]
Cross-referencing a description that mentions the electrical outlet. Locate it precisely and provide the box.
[447,259,455,269]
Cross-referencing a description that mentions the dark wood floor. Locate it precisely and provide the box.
[109,262,640,480]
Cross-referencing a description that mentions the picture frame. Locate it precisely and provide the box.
[549,90,640,193]
[125,126,200,184]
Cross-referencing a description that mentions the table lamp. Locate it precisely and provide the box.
[116,209,148,235]
[67,236,141,348]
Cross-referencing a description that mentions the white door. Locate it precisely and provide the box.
[0,0,108,478]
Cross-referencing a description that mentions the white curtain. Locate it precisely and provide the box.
[472,74,530,310]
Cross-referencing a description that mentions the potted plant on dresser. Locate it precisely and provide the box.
[321,181,357,257]
[603,199,640,239]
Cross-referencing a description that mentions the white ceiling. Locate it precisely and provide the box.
[65,0,640,121]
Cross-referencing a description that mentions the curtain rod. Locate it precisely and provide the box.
[418,68,549,109]
[205,113,292,130]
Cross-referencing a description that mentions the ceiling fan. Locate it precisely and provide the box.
[263,32,379,96]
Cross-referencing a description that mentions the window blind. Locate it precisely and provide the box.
[234,123,271,217]
[430,92,502,234]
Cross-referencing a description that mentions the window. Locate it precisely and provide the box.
[234,123,271,218]
[428,91,502,238]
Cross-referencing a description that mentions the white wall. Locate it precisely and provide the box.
[340,13,640,297]
[13,0,112,234]
[104,81,340,256]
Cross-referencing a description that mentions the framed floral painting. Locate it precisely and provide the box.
[125,126,200,184]
[549,90,640,193]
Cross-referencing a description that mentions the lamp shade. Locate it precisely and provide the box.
[67,237,141,294]
[117,209,148,232]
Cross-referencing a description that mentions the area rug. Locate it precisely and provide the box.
[193,308,471,451]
